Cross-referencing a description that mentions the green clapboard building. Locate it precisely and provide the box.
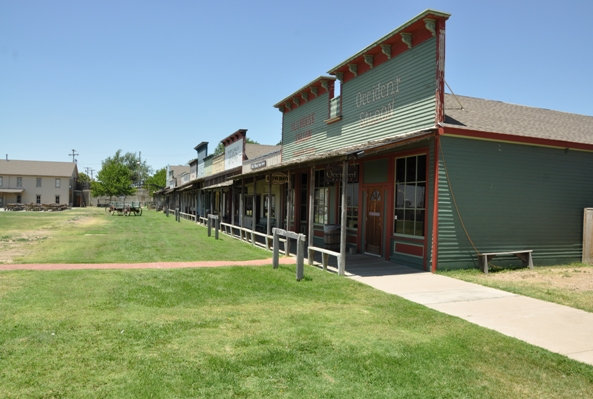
[162,9,593,272]
[269,9,593,271]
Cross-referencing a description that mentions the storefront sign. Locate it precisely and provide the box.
[251,160,267,170]
[325,164,359,184]
[225,139,243,170]
[266,173,288,184]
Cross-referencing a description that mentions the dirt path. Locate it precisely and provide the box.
[0,257,296,271]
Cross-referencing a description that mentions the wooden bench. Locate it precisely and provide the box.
[478,250,533,273]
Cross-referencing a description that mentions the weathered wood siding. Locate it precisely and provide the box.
[282,38,437,162]
[282,92,329,160]
[337,38,437,149]
[437,136,593,269]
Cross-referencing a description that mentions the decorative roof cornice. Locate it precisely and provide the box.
[327,9,450,82]
[273,76,336,113]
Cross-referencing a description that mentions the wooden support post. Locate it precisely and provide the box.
[194,190,200,223]
[252,177,256,245]
[272,228,279,269]
[286,173,292,255]
[239,179,244,239]
[267,174,272,237]
[322,253,329,270]
[207,214,212,237]
[338,160,348,275]
[231,186,235,226]
[308,167,315,248]
[296,234,305,281]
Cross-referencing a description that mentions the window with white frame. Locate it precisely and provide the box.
[55,195,60,204]
[36,177,42,187]
[16,177,23,188]
[394,154,426,237]
[338,182,359,231]
[55,178,61,188]
[36,195,41,204]
[0,176,3,187]
[314,170,329,225]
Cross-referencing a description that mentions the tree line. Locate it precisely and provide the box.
[88,150,166,201]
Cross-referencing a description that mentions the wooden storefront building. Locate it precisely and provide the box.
[162,9,593,272]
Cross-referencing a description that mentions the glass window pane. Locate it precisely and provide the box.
[415,183,426,208]
[406,157,416,182]
[396,184,405,207]
[396,158,406,182]
[417,155,427,181]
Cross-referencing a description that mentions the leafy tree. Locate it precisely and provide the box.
[99,150,152,187]
[77,172,91,190]
[91,151,137,201]
[145,168,166,196]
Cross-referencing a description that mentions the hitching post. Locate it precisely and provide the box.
[296,233,305,281]
[215,215,219,240]
[272,227,280,269]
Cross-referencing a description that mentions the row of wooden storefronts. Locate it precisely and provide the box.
[160,9,593,272]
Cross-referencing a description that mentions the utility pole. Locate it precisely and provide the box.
[68,149,79,163]
[84,167,95,180]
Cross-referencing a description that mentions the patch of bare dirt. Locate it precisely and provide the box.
[0,231,50,264]
[487,267,593,292]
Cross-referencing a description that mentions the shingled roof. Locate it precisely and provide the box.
[443,94,593,145]
[0,159,78,177]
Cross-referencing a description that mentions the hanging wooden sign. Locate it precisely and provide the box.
[325,164,359,184]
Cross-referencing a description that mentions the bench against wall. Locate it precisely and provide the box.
[478,250,533,273]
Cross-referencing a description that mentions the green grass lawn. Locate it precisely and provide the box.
[0,208,270,264]
[440,264,593,313]
[1,265,592,398]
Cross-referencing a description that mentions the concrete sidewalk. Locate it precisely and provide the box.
[349,264,593,367]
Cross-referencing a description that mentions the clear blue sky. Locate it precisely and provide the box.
[2,0,592,176]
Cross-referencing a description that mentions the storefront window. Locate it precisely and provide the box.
[264,195,275,218]
[394,154,426,237]
[244,195,253,216]
[314,170,329,225]
[338,183,359,231]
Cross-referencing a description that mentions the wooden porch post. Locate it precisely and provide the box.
[239,179,244,228]
[252,177,256,245]
[267,174,272,236]
[308,166,315,248]
[339,160,348,275]
[231,186,235,226]
[286,172,292,255]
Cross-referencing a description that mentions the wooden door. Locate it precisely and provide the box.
[365,188,383,255]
